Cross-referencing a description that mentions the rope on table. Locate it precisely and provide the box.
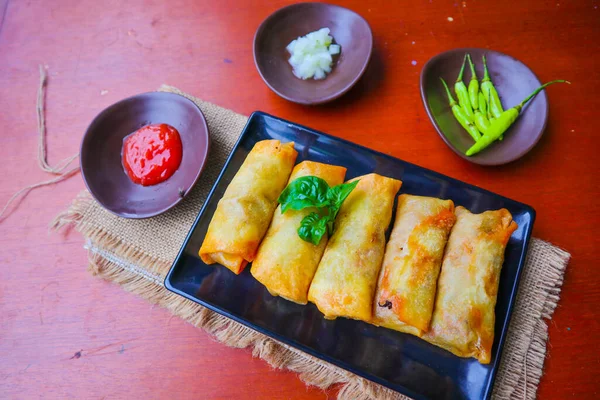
[0,65,80,222]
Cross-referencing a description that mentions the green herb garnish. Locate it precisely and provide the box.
[277,176,330,213]
[278,176,359,245]
[298,212,328,245]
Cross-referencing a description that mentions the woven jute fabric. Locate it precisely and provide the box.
[53,85,571,400]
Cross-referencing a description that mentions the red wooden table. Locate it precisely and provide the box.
[1,1,598,398]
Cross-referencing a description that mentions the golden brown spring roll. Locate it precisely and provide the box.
[250,161,347,304]
[423,206,518,364]
[373,195,456,337]
[199,140,297,274]
[307,173,402,322]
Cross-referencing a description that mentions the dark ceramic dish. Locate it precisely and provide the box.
[421,48,548,165]
[254,3,373,105]
[80,92,210,218]
[165,112,535,400]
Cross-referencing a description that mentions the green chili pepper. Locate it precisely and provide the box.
[466,80,570,156]
[440,78,481,141]
[486,92,494,121]
[483,87,502,140]
[479,91,487,118]
[473,111,490,134]
[481,55,504,119]
[467,54,479,110]
[455,55,474,122]
[477,89,491,134]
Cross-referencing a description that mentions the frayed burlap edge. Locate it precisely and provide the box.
[493,240,569,399]
[51,190,405,400]
[52,189,571,400]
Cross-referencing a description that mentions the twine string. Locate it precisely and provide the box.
[0,65,80,221]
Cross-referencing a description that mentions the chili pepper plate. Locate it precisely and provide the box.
[165,111,535,400]
[421,48,550,166]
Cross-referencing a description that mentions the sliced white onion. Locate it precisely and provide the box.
[286,28,340,80]
[286,39,297,54]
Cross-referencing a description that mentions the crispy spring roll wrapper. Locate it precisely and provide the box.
[199,140,297,274]
[373,195,456,337]
[307,173,402,322]
[423,206,518,364]
[251,161,347,304]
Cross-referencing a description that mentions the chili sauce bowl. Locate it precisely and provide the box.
[421,48,549,166]
[254,3,373,105]
[80,92,210,218]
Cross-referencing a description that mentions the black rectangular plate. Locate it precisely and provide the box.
[165,112,535,400]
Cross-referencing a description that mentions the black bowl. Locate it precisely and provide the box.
[80,92,210,218]
[421,48,550,165]
[254,3,373,105]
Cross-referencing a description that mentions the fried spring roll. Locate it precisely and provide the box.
[307,173,402,322]
[199,140,297,274]
[423,206,518,364]
[373,195,456,336]
[251,161,347,304]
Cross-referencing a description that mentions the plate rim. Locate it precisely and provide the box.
[165,111,536,400]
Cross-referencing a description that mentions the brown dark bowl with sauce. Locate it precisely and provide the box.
[80,92,210,218]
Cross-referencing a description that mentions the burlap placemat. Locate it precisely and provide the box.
[53,85,571,400]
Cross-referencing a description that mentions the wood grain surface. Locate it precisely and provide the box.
[1,0,598,398]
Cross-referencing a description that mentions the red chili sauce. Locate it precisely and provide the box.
[122,123,183,186]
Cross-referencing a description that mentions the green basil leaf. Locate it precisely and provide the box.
[298,212,328,245]
[326,179,359,219]
[327,180,359,208]
[278,176,330,214]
